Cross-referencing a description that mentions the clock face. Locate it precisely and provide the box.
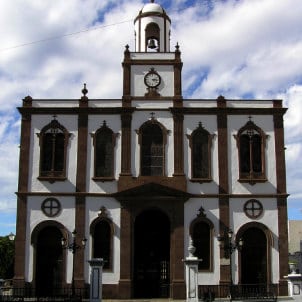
[144,71,161,88]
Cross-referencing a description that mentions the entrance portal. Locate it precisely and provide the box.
[134,209,170,298]
[241,227,268,284]
[35,226,63,296]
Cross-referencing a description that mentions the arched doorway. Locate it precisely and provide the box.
[35,226,64,296]
[240,227,268,284]
[134,209,170,298]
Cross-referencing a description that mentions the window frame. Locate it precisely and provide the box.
[244,199,263,219]
[137,119,168,177]
[90,215,114,271]
[41,197,61,217]
[234,120,267,185]
[91,121,117,181]
[187,123,214,183]
[37,118,70,182]
[189,216,214,272]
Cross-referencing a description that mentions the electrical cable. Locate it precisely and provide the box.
[0,19,132,52]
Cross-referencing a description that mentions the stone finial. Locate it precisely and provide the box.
[82,83,88,96]
[23,95,33,107]
[188,237,196,257]
[98,206,108,218]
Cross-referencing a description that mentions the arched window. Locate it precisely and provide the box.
[234,119,267,184]
[187,123,214,181]
[138,119,167,176]
[92,121,116,180]
[190,215,213,271]
[92,218,113,270]
[145,22,160,52]
[37,117,70,181]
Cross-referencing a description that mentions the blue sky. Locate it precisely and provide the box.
[0,0,302,236]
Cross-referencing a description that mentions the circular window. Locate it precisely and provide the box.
[41,198,61,217]
[244,199,263,219]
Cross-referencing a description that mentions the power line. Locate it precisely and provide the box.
[0,2,203,53]
[0,19,133,52]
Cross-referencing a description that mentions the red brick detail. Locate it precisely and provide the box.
[172,110,185,177]
[273,109,289,295]
[74,102,88,289]
[14,101,32,287]
[217,97,230,283]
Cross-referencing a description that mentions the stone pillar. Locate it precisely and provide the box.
[88,259,104,302]
[183,240,201,302]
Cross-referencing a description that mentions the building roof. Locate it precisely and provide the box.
[141,1,164,14]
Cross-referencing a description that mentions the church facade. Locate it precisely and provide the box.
[14,1,289,299]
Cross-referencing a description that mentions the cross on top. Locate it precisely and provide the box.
[150,112,155,119]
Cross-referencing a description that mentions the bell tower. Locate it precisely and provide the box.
[120,0,185,190]
[134,0,171,52]
[122,0,182,104]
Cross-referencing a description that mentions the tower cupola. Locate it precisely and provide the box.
[134,0,171,52]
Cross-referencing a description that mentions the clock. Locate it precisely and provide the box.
[144,69,161,88]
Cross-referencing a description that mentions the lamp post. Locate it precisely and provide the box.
[62,229,87,298]
[217,228,243,285]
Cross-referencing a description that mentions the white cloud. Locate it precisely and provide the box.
[282,85,302,142]
[0,0,301,233]
[171,0,302,98]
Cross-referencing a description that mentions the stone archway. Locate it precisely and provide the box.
[32,222,67,296]
[133,209,170,298]
[237,223,272,284]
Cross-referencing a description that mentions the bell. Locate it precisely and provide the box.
[147,38,157,49]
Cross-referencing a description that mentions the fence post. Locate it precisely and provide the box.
[88,258,104,302]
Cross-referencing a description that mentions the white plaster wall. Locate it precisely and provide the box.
[32,100,79,108]
[85,197,121,284]
[86,115,121,193]
[88,100,122,107]
[132,100,173,108]
[228,115,277,194]
[184,100,218,108]
[26,196,75,283]
[184,198,220,285]
[227,100,274,108]
[29,115,78,192]
[230,198,280,283]
[131,65,174,97]
[131,110,174,177]
[184,115,219,194]
[130,53,175,60]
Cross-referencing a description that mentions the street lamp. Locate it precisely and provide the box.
[62,229,87,299]
[217,228,243,285]
[8,232,15,241]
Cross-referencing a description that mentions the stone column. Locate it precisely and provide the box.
[88,259,104,302]
[183,240,201,302]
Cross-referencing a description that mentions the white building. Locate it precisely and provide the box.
[14,0,289,299]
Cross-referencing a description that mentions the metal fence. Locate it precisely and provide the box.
[199,284,279,302]
[0,287,89,302]
[1,283,281,301]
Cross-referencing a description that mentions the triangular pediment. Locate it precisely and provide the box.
[114,182,192,202]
